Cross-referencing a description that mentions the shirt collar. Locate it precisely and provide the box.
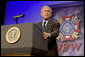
[43,18,50,23]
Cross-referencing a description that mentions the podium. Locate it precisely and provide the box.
[1,23,48,56]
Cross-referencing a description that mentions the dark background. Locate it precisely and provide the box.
[1,1,7,25]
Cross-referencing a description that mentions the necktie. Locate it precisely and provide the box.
[42,21,46,32]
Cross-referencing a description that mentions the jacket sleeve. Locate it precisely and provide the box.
[50,23,60,38]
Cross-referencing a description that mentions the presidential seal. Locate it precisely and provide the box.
[6,27,21,44]
[57,14,80,42]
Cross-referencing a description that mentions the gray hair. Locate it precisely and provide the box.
[41,6,52,13]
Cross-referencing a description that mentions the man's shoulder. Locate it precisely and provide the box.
[49,19,60,27]
[49,19,56,24]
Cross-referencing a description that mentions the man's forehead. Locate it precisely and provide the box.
[43,7,50,10]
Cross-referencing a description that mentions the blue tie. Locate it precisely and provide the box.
[42,21,46,32]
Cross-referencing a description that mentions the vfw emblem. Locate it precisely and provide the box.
[57,14,80,41]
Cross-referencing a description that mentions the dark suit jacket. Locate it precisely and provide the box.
[37,19,60,56]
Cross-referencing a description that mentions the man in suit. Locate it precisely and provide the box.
[37,6,60,56]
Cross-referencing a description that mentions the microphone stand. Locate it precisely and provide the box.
[12,14,25,24]
[13,17,18,24]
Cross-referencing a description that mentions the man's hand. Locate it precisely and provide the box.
[43,32,49,40]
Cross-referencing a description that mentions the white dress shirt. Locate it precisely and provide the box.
[42,19,49,27]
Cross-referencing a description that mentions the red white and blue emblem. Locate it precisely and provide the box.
[57,14,80,42]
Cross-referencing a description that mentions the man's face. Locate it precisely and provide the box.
[41,7,52,20]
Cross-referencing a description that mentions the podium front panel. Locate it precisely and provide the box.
[1,23,48,55]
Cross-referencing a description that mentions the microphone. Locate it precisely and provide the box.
[13,14,25,19]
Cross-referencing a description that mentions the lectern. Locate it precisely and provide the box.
[1,23,48,56]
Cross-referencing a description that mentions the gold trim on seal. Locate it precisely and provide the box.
[6,27,21,44]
